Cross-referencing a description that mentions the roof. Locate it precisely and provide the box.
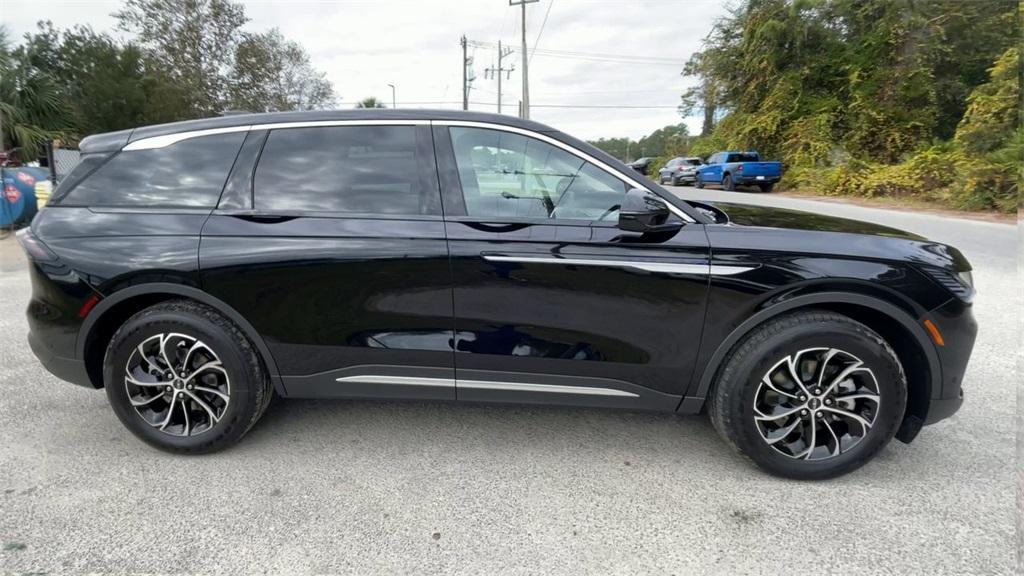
[79,109,559,154]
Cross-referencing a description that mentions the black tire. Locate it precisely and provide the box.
[723,174,735,191]
[758,183,775,193]
[707,310,906,480]
[670,175,681,186]
[103,300,274,454]
[658,175,667,185]
[695,174,705,189]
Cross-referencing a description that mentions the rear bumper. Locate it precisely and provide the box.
[28,330,94,388]
[736,176,780,185]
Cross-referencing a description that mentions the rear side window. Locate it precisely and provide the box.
[726,153,759,162]
[63,132,245,207]
[253,126,439,215]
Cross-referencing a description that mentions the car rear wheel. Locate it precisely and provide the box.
[671,175,681,186]
[708,310,906,479]
[103,300,274,454]
[723,174,735,191]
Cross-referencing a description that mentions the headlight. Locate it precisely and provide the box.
[956,270,973,289]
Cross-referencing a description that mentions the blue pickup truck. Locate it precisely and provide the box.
[695,151,782,192]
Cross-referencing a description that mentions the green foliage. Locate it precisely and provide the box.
[356,97,387,109]
[955,48,1020,155]
[0,0,336,156]
[588,124,689,162]
[0,26,76,157]
[116,0,248,118]
[229,29,336,112]
[685,0,1019,212]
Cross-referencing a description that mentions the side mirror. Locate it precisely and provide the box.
[618,188,680,233]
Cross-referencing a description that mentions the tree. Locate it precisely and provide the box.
[18,22,152,135]
[229,29,336,112]
[356,97,386,109]
[115,0,248,118]
[0,26,75,157]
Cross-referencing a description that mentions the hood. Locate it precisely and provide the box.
[704,201,925,241]
[694,200,970,273]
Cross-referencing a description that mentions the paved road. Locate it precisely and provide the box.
[0,190,1016,575]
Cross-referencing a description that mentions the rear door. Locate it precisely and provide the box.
[200,123,456,400]
[435,123,711,409]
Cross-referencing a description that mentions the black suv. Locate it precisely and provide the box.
[20,110,975,479]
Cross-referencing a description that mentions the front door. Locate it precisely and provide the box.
[435,124,711,410]
[200,124,456,400]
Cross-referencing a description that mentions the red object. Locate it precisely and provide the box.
[4,184,20,203]
[737,164,744,172]
[78,294,101,318]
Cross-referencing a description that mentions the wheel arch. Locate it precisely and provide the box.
[684,291,941,443]
[77,283,286,395]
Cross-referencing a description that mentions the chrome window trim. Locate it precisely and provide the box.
[122,120,430,151]
[482,254,754,276]
[122,125,253,151]
[436,120,695,223]
[119,118,695,222]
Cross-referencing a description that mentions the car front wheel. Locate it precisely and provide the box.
[103,300,274,454]
[695,174,705,189]
[708,310,906,479]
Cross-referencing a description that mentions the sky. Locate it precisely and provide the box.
[0,0,729,141]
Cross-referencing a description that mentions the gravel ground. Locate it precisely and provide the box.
[0,191,1017,575]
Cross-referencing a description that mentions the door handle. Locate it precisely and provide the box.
[228,213,298,224]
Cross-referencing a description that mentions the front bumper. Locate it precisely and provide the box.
[923,297,976,425]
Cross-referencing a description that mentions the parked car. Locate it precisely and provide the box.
[628,157,653,175]
[696,151,782,192]
[20,110,975,479]
[658,156,703,186]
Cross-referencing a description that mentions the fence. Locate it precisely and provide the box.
[45,140,81,184]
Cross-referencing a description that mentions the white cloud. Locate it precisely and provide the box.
[0,0,726,140]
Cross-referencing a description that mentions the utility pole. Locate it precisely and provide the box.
[484,41,514,114]
[387,84,396,109]
[509,0,538,119]
[460,36,468,110]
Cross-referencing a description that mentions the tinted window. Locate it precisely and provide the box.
[450,127,627,222]
[726,153,760,162]
[64,132,244,207]
[254,126,438,215]
[684,158,702,166]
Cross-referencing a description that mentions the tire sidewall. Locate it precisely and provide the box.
[104,306,259,452]
[725,319,906,479]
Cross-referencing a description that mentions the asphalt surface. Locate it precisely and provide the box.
[0,189,1017,575]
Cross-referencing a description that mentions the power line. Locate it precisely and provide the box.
[469,40,684,65]
[529,0,554,65]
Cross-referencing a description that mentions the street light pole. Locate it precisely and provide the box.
[509,0,538,119]
[387,84,396,109]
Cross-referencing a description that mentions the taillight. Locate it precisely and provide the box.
[737,165,744,172]
[15,228,58,262]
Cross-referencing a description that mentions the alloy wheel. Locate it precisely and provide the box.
[124,332,231,436]
[753,347,881,461]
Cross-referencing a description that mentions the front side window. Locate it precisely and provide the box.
[254,125,438,215]
[449,127,627,222]
[63,132,245,207]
